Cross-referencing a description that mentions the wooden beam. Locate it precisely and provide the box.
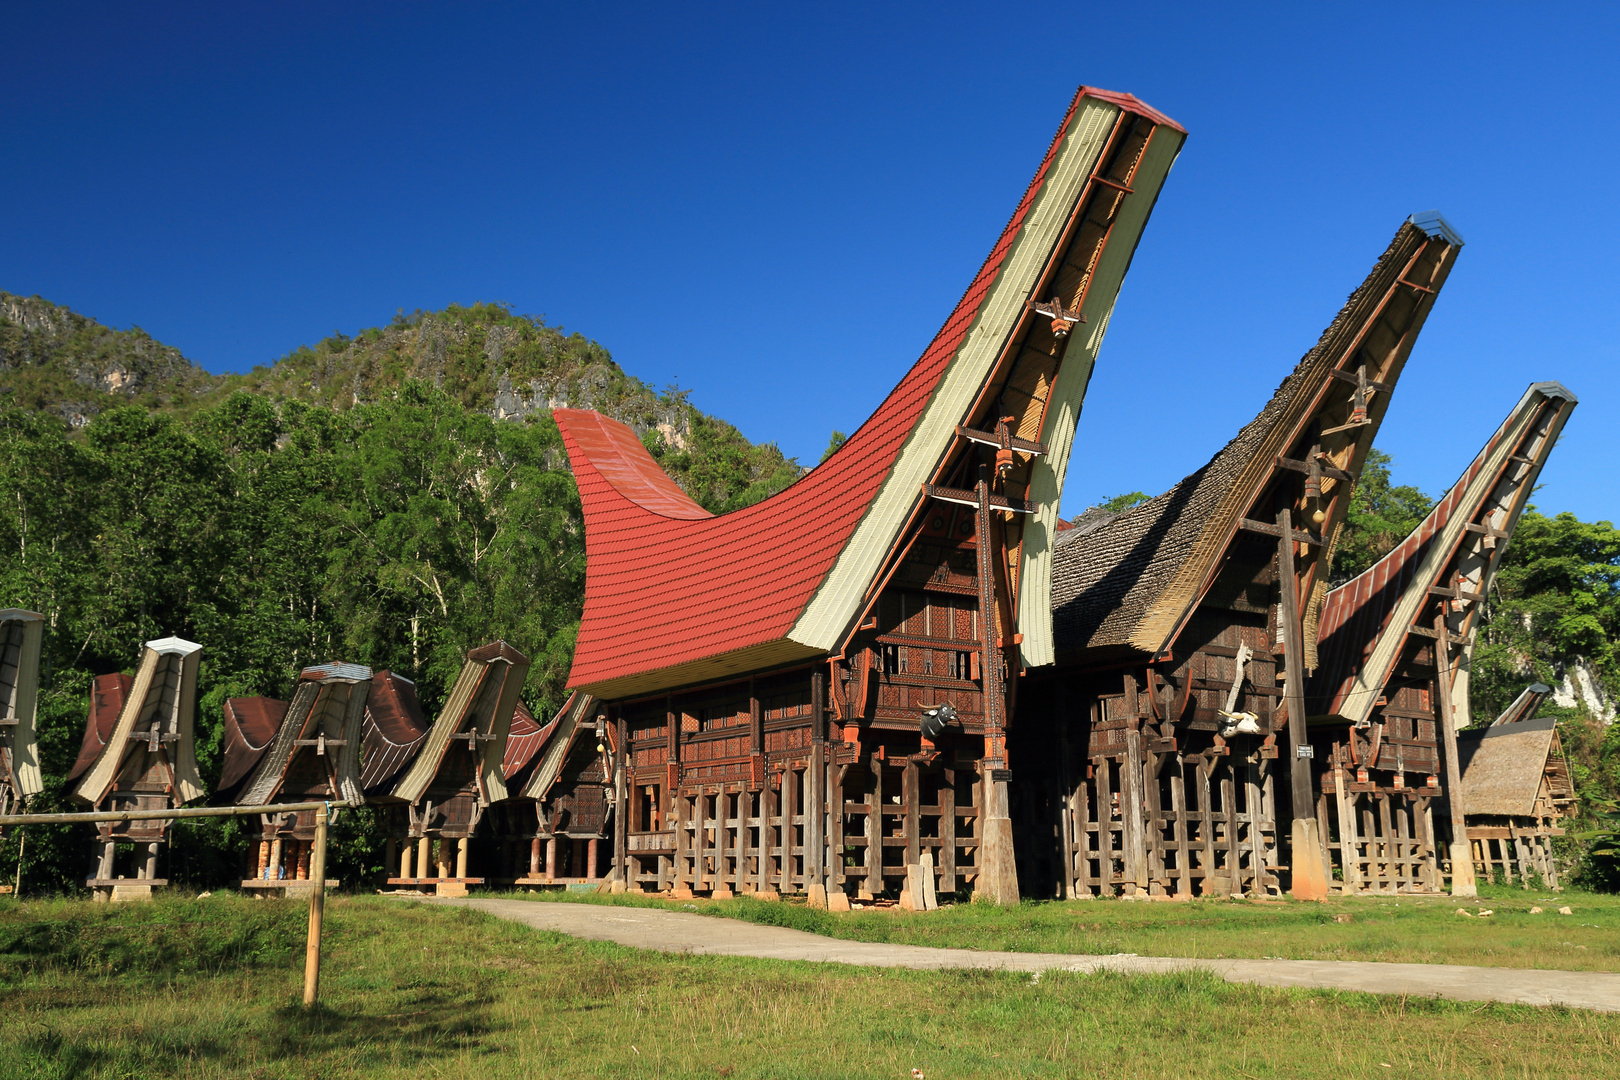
[1327,368,1391,392]
[1274,455,1353,482]
[1428,585,1487,603]
[1433,607,1477,897]
[954,425,1048,457]
[1464,522,1511,540]
[924,483,1039,515]
[1239,518,1326,546]
[1408,625,1469,646]
[1276,509,1314,835]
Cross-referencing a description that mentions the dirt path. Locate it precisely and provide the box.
[434,897,1620,1013]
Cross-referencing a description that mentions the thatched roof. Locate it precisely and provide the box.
[1457,717,1558,817]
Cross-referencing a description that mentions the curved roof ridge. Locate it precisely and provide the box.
[560,85,1188,698]
[554,409,712,521]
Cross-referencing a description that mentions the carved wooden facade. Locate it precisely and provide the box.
[1307,383,1575,893]
[1036,215,1464,899]
[554,86,1187,902]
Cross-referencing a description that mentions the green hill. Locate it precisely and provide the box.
[0,294,800,513]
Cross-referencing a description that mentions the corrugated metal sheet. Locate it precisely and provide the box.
[301,661,371,683]
[68,673,131,782]
[391,642,532,806]
[1309,383,1575,723]
[521,692,595,801]
[360,672,428,795]
[1019,122,1186,668]
[1493,683,1552,727]
[237,661,371,806]
[218,696,288,795]
[501,699,556,791]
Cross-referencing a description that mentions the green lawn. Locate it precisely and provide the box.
[503,883,1620,972]
[2,894,1619,1079]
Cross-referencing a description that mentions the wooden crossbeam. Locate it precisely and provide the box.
[1464,522,1511,540]
[1274,454,1353,482]
[1407,624,1468,646]
[1088,173,1134,194]
[1237,518,1326,546]
[1428,585,1487,603]
[954,425,1047,456]
[1327,368,1391,392]
[922,483,1039,515]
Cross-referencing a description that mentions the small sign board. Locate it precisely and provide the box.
[1296,745,1314,759]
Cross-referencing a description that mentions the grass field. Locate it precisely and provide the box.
[3,894,1619,1079]
[505,883,1620,972]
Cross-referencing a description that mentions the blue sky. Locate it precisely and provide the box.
[4,3,1616,522]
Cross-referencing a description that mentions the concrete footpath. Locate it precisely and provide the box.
[434,897,1620,1013]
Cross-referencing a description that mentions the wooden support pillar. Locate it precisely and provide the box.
[973,470,1018,904]
[1434,606,1478,897]
[456,836,469,879]
[587,837,600,881]
[612,711,628,884]
[545,835,557,880]
[1277,508,1328,900]
[271,836,285,881]
[417,835,431,881]
[529,837,542,877]
[400,836,414,879]
[807,670,827,895]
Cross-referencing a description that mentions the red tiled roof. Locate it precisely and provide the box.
[560,85,1171,695]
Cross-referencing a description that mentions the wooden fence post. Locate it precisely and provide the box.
[303,803,328,1007]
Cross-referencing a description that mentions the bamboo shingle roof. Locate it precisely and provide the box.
[1052,216,1462,663]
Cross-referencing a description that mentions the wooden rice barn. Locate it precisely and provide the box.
[1456,683,1574,887]
[70,637,206,901]
[554,85,1186,904]
[376,641,530,896]
[1034,214,1464,900]
[224,661,371,895]
[1307,382,1575,894]
[0,610,45,829]
[485,696,568,884]
[492,692,618,888]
